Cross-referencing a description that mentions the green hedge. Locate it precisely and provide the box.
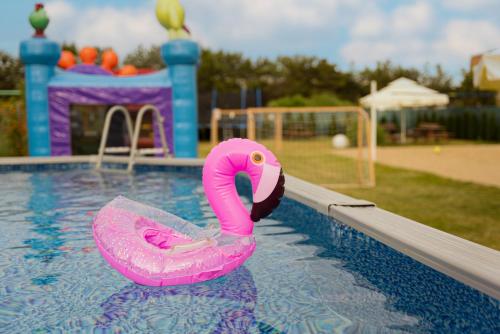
[382,107,500,142]
[267,93,352,107]
[414,108,500,141]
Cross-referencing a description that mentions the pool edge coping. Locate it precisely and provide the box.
[0,155,205,167]
[1,155,499,300]
[285,174,500,301]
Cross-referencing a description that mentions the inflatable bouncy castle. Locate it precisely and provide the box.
[20,2,200,158]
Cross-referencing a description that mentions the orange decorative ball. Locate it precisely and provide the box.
[101,49,119,71]
[79,47,98,65]
[58,50,76,69]
[118,65,138,76]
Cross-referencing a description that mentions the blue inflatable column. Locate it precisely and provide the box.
[20,38,60,156]
[161,40,200,158]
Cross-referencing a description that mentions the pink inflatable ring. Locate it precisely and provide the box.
[93,139,285,286]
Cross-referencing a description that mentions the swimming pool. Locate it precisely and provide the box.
[0,164,499,333]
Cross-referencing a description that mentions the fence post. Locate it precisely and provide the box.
[256,88,263,107]
[364,109,376,186]
[210,108,220,147]
[357,110,363,185]
[240,86,247,110]
[370,80,378,161]
[210,88,218,111]
[400,110,407,143]
[247,109,255,140]
[274,111,283,150]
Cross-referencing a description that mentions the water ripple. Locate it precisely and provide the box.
[0,169,498,333]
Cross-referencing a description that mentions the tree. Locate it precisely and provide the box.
[61,42,78,55]
[198,49,253,92]
[269,56,360,101]
[123,45,165,70]
[0,51,23,89]
[420,64,453,93]
[356,61,458,107]
[123,45,496,109]
[197,50,362,104]
[356,60,420,95]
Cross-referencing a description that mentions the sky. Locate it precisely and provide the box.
[1,0,499,79]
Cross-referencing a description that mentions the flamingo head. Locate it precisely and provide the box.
[238,140,285,222]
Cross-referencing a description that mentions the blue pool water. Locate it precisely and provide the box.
[0,164,499,333]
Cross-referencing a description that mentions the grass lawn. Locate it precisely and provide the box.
[341,164,500,251]
[200,140,500,251]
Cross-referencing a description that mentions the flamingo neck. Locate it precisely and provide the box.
[203,152,257,236]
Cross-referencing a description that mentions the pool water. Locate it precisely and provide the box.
[0,165,499,333]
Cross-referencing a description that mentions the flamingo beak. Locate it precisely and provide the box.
[250,164,285,222]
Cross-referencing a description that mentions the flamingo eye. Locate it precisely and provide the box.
[251,151,265,165]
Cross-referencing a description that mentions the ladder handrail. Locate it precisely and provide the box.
[127,104,170,172]
[96,105,134,170]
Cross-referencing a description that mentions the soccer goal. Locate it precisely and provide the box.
[210,106,375,188]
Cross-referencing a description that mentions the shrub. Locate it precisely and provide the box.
[0,99,27,156]
[267,92,352,107]
[376,124,389,146]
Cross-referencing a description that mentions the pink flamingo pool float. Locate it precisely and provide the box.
[93,139,285,286]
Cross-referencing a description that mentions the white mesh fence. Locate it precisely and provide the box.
[211,107,375,188]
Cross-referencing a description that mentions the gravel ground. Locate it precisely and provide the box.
[337,144,500,188]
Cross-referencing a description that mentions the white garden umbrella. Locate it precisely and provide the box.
[360,78,449,160]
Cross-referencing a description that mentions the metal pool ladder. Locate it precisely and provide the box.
[95,105,170,173]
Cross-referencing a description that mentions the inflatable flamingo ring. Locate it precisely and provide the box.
[93,139,285,286]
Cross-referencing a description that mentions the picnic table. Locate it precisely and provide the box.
[412,122,449,142]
